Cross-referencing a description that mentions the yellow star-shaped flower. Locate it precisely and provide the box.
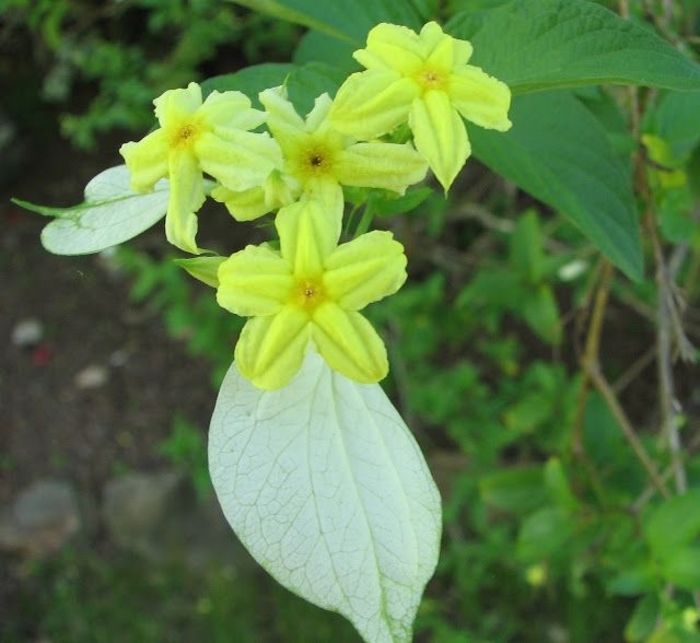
[120,82,281,254]
[212,85,428,221]
[329,22,512,191]
[216,199,407,390]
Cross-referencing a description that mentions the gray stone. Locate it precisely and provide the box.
[0,479,81,557]
[74,364,109,389]
[102,469,252,572]
[10,318,43,347]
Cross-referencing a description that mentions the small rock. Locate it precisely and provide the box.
[11,318,43,347]
[108,349,129,367]
[0,479,81,557]
[74,364,109,389]
[102,470,186,560]
[103,470,251,571]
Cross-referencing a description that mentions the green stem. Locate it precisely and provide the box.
[354,204,375,237]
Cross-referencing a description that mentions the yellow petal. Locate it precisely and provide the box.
[194,130,281,191]
[276,200,341,276]
[329,70,418,140]
[409,92,469,191]
[217,244,292,316]
[323,231,407,310]
[200,89,266,132]
[301,178,344,219]
[303,93,334,133]
[419,22,447,52]
[235,308,311,390]
[311,304,388,383]
[449,66,512,131]
[334,141,427,194]
[263,169,301,210]
[259,86,306,142]
[119,129,170,192]
[213,169,301,222]
[211,184,270,222]
[422,25,457,76]
[154,82,202,126]
[357,23,424,73]
[165,151,205,254]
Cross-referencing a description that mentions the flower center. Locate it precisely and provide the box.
[416,67,445,92]
[293,278,325,310]
[171,120,200,149]
[295,141,336,180]
[306,148,329,173]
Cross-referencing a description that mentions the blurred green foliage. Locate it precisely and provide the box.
[6,548,361,642]
[0,0,299,147]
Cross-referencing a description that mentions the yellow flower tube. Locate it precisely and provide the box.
[120,82,281,254]
[212,86,428,222]
[330,22,512,191]
[216,200,407,390]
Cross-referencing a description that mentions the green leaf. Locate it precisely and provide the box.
[510,209,543,284]
[649,90,700,158]
[607,567,656,596]
[625,593,660,643]
[225,0,425,45]
[202,62,345,115]
[522,284,562,345]
[661,546,700,591]
[644,489,700,556]
[209,351,442,643]
[503,391,554,435]
[446,0,700,94]
[517,506,573,563]
[471,90,643,280]
[13,165,168,256]
[544,458,578,512]
[203,62,295,98]
[479,466,547,515]
[294,32,359,76]
[369,186,433,217]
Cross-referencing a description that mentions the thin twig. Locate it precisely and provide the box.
[587,362,671,500]
[572,261,613,457]
[570,261,613,504]
[633,433,700,511]
[612,346,656,395]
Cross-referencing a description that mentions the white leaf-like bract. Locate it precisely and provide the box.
[17,165,169,255]
[209,350,442,643]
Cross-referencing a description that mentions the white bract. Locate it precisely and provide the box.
[209,350,442,643]
[16,165,170,255]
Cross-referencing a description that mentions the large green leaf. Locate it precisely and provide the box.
[471,90,643,280]
[447,0,700,93]
[644,488,700,556]
[226,0,425,44]
[202,62,344,115]
[648,90,700,157]
[209,350,441,643]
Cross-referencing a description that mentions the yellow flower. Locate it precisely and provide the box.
[120,82,281,254]
[212,85,428,221]
[216,199,407,390]
[329,22,512,191]
[641,134,687,189]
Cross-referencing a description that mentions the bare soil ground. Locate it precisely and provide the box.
[0,130,215,506]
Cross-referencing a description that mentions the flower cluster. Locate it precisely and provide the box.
[119,21,511,390]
